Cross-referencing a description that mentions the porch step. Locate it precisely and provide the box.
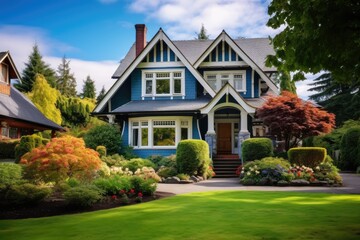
[212,157,241,178]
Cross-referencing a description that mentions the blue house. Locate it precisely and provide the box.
[94,24,279,159]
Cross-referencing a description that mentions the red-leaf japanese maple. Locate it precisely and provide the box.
[256,91,335,151]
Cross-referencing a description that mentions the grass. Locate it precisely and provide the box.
[1,191,360,240]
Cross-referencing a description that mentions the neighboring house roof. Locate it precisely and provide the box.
[0,86,63,131]
[112,37,276,79]
[111,98,211,114]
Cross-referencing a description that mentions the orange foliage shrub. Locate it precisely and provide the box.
[20,136,102,183]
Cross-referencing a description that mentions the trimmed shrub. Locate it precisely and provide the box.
[63,185,103,208]
[14,135,44,163]
[176,139,210,176]
[83,124,121,155]
[5,183,51,205]
[158,155,177,168]
[20,136,102,183]
[242,138,273,162]
[101,154,127,167]
[340,127,360,171]
[96,145,107,157]
[288,147,327,168]
[0,140,19,159]
[176,173,190,180]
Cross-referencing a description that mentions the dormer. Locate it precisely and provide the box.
[0,51,21,95]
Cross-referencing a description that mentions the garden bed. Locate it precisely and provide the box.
[0,191,174,220]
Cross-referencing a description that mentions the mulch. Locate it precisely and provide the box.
[0,191,175,220]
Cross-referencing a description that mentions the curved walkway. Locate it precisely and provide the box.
[157,173,360,194]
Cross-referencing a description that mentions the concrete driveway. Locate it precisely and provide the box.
[157,173,360,195]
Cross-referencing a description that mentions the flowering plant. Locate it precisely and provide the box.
[288,165,315,181]
[135,192,143,203]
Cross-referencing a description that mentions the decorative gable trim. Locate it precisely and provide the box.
[194,31,279,95]
[200,83,256,114]
[94,29,216,113]
[0,51,22,81]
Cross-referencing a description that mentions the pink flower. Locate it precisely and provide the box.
[119,189,126,195]
[111,195,117,200]
[138,192,143,198]
[129,189,135,194]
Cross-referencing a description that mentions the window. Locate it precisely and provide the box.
[204,71,246,92]
[0,63,9,84]
[130,117,192,148]
[142,69,185,97]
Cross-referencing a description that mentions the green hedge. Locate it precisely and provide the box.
[288,147,327,168]
[176,139,210,177]
[83,124,121,155]
[0,140,19,159]
[340,127,360,171]
[242,138,273,162]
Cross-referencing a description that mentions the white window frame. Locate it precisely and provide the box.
[0,63,9,84]
[204,70,246,92]
[129,116,192,149]
[141,69,185,97]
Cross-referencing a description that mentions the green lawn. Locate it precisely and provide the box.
[1,191,360,240]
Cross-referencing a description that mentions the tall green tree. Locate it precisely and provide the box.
[81,75,96,99]
[266,0,360,87]
[96,86,106,104]
[15,44,56,92]
[196,24,210,40]
[56,56,77,97]
[28,74,61,125]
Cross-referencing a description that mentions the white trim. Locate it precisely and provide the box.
[94,29,216,113]
[200,84,256,114]
[138,62,184,68]
[121,120,126,138]
[0,63,9,84]
[199,61,248,67]
[128,116,192,149]
[197,119,202,140]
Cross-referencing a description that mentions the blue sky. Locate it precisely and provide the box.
[0,0,315,97]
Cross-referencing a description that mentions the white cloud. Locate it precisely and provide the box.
[296,72,323,100]
[0,25,118,95]
[129,0,281,39]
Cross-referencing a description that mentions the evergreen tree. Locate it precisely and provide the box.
[96,86,106,104]
[28,74,62,125]
[56,56,77,97]
[15,44,56,92]
[196,24,209,40]
[81,75,96,99]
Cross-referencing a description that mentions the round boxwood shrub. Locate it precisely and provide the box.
[15,134,45,163]
[63,185,103,208]
[122,158,156,172]
[288,147,327,168]
[84,124,121,155]
[340,127,360,171]
[242,138,273,162]
[176,139,210,176]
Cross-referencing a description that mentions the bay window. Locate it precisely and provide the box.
[142,69,185,97]
[130,117,192,148]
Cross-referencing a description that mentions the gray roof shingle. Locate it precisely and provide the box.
[112,37,276,78]
[0,86,63,131]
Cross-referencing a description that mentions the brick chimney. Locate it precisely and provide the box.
[135,24,147,56]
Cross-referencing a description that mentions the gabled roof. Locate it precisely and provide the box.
[0,86,63,131]
[200,83,257,114]
[0,51,22,81]
[95,28,216,113]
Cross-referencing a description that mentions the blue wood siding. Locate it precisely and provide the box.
[131,69,142,100]
[224,42,229,61]
[133,149,176,158]
[111,78,131,110]
[163,43,168,62]
[121,120,129,146]
[192,118,201,139]
[254,72,260,97]
[142,40,179,63]
[240,67,252,98]
[155,41,161,62]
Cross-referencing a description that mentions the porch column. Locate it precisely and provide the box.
[205,111,216,158]
[238,111,250,162]
[107,115,115,124]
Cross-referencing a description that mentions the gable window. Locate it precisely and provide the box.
[142,69,185,97]
[130,117,191,149]
[0,63,9,84]
[204,70,246,92]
